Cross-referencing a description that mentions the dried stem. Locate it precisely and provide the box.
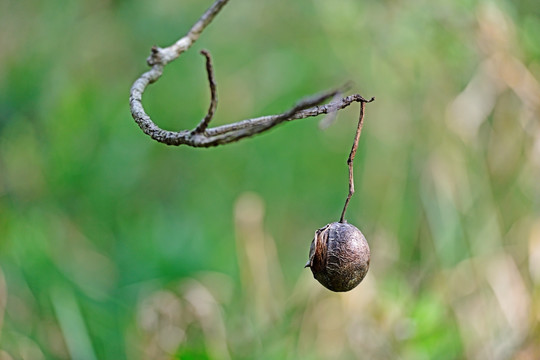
[129,0,374,148]
[339,97,374,223]
[193,50,218,134]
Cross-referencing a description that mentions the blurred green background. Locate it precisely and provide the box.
[1,0,540,358]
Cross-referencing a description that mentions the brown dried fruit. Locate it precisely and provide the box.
[305,222,370,292]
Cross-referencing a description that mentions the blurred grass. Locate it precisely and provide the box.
[1,0,540,359]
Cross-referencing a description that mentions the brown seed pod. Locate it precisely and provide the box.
[305,222,370,292]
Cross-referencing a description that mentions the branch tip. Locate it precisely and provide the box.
[193,49,218,134]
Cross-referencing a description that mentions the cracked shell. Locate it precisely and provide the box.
[305,222,370,292]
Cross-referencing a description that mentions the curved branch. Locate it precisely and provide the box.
[129,0,374,148]
[193,50,218,134]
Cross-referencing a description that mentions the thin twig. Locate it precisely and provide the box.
[339,97,375,223]
[129,0,374,148]
[193,50,218,134]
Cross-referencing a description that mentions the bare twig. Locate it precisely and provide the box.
[339,97,374,223]
[193,50,218,134]
[129,0,374,147]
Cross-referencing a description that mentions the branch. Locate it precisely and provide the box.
[193,50,218,134]
[129,0,374,147]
